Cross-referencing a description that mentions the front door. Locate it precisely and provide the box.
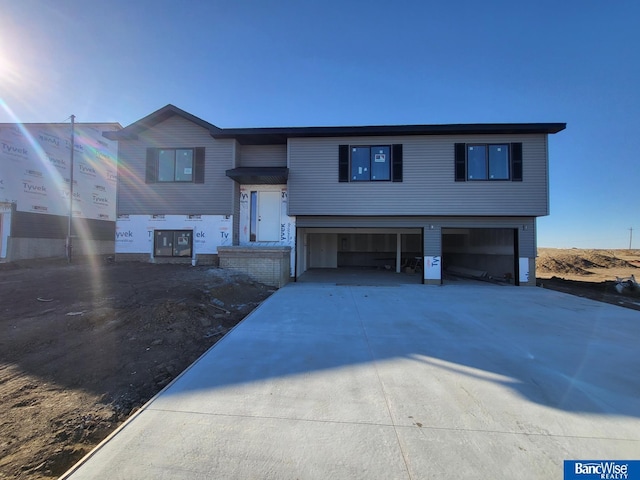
[257,191,281,242]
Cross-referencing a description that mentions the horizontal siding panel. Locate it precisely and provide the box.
[239,145,287,167]
[297,216,535,229]
[298,216,430,228]
[288,134,549,217]
[117,116,234,215]
[521,219,536,257]
[424,228,441,256]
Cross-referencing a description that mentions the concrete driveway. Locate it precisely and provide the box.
[62,283,640,479]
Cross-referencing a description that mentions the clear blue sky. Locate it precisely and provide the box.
[1,0,638,248]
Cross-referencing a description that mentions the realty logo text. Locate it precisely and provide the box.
[572,461,630,479]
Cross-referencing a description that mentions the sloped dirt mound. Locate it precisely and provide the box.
[537,249,640,276]
[536,255,596,275]
[537,248,640,311]
[581,250,639,269]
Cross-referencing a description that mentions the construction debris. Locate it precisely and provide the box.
[615,275,639,294]
[446,265,488,279]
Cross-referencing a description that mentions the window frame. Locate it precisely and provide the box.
[466,143,511,181]
[157,148,194,183]
[146,147,205,184]
[349,145,391,182]
[153,229,193,257]
[339,144,402,183]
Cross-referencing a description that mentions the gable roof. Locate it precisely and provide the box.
[103,104,221,140]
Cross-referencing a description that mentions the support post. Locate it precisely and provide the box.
[67,115,75,263]
[396,233,401,273]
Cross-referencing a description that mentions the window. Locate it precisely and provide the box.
[339,144,402,182]
[350,146,390,181]
[467,144,509,180]
[154,230,192,257]
[455,143,522,182]
[146,147,205,183]
[158,149,193,182]
[467,145,488,180]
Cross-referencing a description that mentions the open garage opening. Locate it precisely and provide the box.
[442,228,518,285]
[297,228,423,284]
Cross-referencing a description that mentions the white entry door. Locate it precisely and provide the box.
[257,191,281,242]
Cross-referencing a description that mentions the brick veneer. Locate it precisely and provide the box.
[217,246,291,288]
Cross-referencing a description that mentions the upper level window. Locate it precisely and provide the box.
[455,143,521,182]
[339,144,402,182]
[350,146,391,181]
[146,147,205,184]
[467,145,509,180]
[158,149,193,182]
[467,144,509,180]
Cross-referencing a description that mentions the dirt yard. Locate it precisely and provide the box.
[0,259,273,479]
[537,248,640,311]
[1,250,638,479]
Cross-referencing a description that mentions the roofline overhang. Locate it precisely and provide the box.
[102,103,566,146]
[211,123,567,145]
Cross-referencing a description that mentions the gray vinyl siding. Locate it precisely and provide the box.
[424,226,440,257]
[116,115,234,215]
[297,216,430,229]
[297,215,536,257]
[233,140,240,168]
[239,145,287,167]
[288,134,549,217]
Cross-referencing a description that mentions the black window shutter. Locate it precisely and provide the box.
[194,147,205,183]
[338,144,349,182]
[454,143,466,181]
[392,144,403,182]
[511,143,523,181]
[145,148,157,183]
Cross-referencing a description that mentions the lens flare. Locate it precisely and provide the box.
[0,99,104,279]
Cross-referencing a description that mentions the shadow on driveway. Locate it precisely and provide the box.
[156,283,640,420]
